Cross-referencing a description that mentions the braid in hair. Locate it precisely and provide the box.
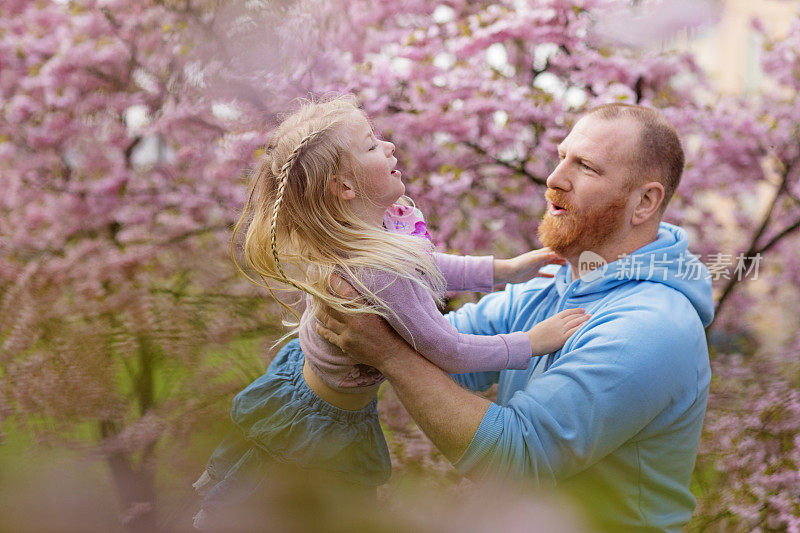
[270,128,330,290]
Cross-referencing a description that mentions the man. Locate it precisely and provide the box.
[317,104,713,532]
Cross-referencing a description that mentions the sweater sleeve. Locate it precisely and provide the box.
[356,270,531,372]
[453,304,708,483]
[433,252,495,293]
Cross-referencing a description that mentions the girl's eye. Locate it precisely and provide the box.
[368,144,378,151]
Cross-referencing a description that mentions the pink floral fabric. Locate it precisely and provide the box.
[383,204,432,242]
[339,363,384,388]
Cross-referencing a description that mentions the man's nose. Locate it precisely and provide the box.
[546,160,571,191]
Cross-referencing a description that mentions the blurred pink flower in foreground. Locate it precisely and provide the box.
[592,0,722,48]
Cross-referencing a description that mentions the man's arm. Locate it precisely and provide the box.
[449,306,707,481]
[383,346,491,462]
[319,293,707,481]
[317,306,490,462]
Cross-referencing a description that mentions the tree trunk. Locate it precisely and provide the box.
[100,422,158,533]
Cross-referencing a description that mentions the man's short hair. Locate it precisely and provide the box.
[586,103,684,209]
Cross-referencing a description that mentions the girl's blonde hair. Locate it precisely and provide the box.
[232,95,445,339]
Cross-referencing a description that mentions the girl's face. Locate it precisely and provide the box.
[342,112,404,225]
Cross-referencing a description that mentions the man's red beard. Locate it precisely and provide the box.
[537,189,629,257]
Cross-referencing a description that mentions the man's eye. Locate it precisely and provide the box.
[581,161,593,171]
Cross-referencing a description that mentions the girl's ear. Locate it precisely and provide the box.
[329,175,357,201]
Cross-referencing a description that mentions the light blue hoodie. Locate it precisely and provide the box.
[449,223,713,532]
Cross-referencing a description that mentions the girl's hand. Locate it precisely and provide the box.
[493,247,566,286]
[525,308,590,356]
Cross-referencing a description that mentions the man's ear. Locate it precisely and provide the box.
[631,181,665,226]
[329,174,357,201]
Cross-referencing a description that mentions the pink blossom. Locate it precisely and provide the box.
[3,1,800,529]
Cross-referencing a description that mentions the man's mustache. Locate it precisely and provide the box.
[544,189,575,212]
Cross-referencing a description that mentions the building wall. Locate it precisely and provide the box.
[676,0,796,94]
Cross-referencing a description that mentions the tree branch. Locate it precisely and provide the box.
[755,215,800,256]
[463,141,548,185]
[714,156,800,317]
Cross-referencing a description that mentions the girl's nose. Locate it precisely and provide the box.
[385,140,395,156]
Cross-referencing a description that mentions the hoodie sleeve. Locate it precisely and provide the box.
[433,252,495,293]
[358,270,532,373]
[454,304,707,482]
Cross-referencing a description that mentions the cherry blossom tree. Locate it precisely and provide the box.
[2,0,799,530]
[0,1,295,529]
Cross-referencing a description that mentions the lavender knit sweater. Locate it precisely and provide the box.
[299,252,533,393]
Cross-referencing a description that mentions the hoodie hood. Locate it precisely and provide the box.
[554,222,714,327]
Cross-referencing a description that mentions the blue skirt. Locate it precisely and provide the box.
[201,339,391,510]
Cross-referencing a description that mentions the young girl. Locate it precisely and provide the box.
[192,96,587,527]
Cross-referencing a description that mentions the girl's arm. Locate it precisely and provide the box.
[434,248,565,293]
[356,271,586,373]
[493,248,566,286]
[432,252,495,293]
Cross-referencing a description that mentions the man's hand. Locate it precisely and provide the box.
[318,276,489,463]
[316,275,414,371]
[493,247,566,286]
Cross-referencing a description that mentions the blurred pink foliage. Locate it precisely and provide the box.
[694,353,800,531]
[2,0,800,530]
